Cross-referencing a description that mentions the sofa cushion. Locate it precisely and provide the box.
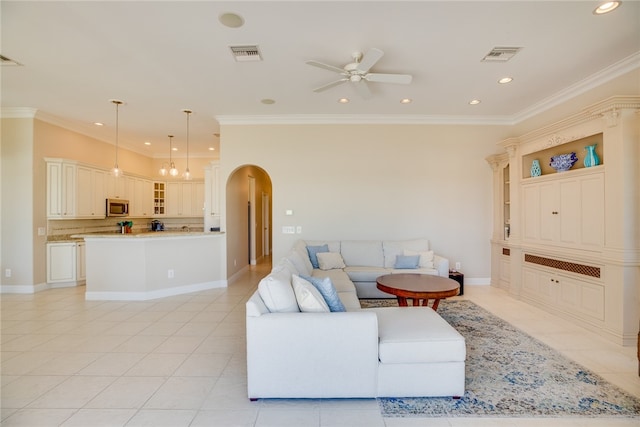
[383,239,430,268]
[301,275,346,312]
[404,249,435,269]
[340,240,384,267]
[306,244,329,269]
[287,250,313,276]
[390,268,438,276]
[312,269,355,293]
[343,266,390,283]
[370,307,466,364]
[305,240,341,253]
[292,275,330,313]
[394,254,420,269]
[338,291,362,312]
[258,267,300,313]
[317,252,346,270]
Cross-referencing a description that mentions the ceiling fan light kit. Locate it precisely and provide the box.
[306,48,413,99]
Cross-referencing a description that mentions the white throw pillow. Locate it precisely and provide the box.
[404,249,435,269]
[257,267,300,313]
[316,252,346,270]
[292,275,330,313]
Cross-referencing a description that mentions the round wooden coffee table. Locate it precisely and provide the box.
[376,273,460,310]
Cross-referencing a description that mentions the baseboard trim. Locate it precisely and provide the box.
[1,282,49,294]
[85,280,227,301]
[465,277,491,285]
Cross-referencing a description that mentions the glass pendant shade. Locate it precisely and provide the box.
[165,135,178,177]
[182,109,193,181]
[110,99,123,177]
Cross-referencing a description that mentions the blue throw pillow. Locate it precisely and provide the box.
[300,275,346,312]
[394,254,420,269]
[306,244,329,269]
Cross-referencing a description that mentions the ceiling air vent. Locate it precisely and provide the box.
[0,54,23,66]
[481,47,522,62]
[229,45,262,62]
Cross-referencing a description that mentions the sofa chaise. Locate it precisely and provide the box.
[246,238,466,399]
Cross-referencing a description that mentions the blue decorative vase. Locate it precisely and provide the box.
[584,144,600,167]
[530,159,541,177]
[550,152,578,172]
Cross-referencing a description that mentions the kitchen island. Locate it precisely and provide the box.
[72,231,226,300]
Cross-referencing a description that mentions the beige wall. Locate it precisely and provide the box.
[1,118,36,287]
[220,124,512,280]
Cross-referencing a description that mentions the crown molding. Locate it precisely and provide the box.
[215,114,514,126]
[1,107,38,118]
[510,51,640,124]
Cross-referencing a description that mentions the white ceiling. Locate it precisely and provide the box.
[2,1,639,158]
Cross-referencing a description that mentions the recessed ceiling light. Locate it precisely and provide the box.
[400,98,412,104]
[338,98,350,104]
[208,147,215,151]
[94,122,104,126]
[144,142,151,146]
[498,77,513,84]
[172,147,178,151]
[219,12,244,28]
[593,1,621,14]
[469,99,481,105]
[261,98,275,105]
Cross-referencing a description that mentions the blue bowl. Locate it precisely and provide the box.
[550,152,578,172]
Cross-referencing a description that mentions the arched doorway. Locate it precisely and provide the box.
[225,165,272,278]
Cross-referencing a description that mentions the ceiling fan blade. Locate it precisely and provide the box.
[365,73,413,84]
[312,78,349,93]
[306,60,346,74]
[354,80,373,100]
[355,48,384,73]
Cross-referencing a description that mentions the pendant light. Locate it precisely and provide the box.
[110,99,123,177]
[182,109,193,180]
[168,135,179,177]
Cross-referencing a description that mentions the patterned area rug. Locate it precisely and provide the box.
[361,299,640,418]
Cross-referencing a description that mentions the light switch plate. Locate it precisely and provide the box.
[282,226,295,234]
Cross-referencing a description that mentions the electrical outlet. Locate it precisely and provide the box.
[37,227,46,236]
[455,262,461,271]
[296,226,302,234]
[167,269,174,279]
[5,269,11,278]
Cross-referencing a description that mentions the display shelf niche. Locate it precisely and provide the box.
[522,133,603,179]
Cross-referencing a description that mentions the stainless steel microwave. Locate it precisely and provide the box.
[106,198,129,217]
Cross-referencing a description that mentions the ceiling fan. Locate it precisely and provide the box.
[306,48,412,99]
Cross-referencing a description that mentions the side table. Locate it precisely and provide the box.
[449,271,464,296]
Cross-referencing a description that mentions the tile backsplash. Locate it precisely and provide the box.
[47,217,205,241]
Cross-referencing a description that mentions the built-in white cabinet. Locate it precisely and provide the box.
[76,166,106,218]
[486,97,640,346]
[47,241,85,286]
[106,174,128,200]
[76,242,86,283]
[46,160,77,218]
[46,242,77,284]
[166,181,204,217]
[128,178,153,217]
[204,161,221,232]
[522,170,604,250]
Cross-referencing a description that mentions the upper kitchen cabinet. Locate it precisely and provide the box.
[166,181,205,217]
[76,166,107,218]
[46,159,77,218]
[128,177,153,217]
[106,174,128,200]
[204,161,221,231]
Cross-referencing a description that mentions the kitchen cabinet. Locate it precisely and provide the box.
[106,174,129,200]
[76,166,106,218]
[522,170,604,250]
[76,242,86,283]
[128,178,153,217]
[153,182,166,216]
[166,181,204,217]
[46,160,77,218]
[47,242,77,284]
[205,161,221,231]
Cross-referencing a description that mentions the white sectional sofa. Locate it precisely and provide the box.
[246,238,466,399]
[294,238,450,298]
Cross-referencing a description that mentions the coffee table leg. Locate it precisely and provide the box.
[397,297,408,307]
[431,299,441,311]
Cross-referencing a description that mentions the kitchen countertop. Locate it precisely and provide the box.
[71,231,224,239]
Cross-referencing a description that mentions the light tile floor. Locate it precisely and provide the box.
[1,259,638,426]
